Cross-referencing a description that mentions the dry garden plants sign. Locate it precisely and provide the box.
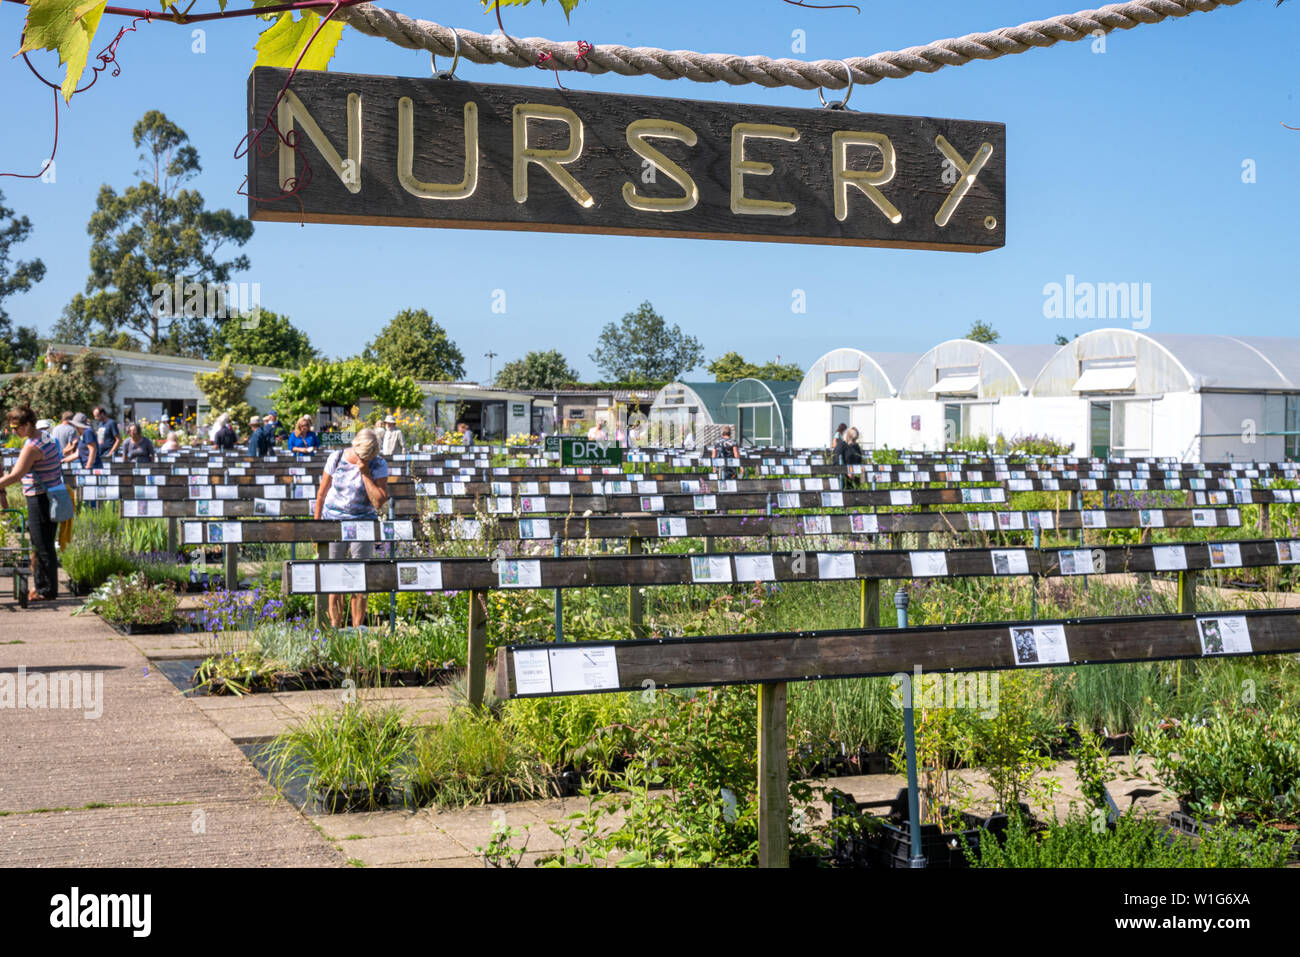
[247,68,1006,251]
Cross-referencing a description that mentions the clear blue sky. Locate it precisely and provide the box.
[1,0,1296,381]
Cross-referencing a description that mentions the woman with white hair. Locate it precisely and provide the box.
[160,431,181,453]
[313,428,390,628]
[209,413,236,451]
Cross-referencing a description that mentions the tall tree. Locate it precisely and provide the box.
[209,308,319,369]
[65,111,253,356]
[494,349,580,390]
[966,320,1000,344]
[363,308,465,380]
[707,351,803,382]
[590,301,703,383]
[0,191,47,373]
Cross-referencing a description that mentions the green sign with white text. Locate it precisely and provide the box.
[560,438,624,467]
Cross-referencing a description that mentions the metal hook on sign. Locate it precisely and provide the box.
[817,60,854,110]
[432,28,462,80]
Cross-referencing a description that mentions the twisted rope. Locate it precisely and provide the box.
[339,0,1242,90]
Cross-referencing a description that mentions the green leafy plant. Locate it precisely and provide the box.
[75,572,178,625]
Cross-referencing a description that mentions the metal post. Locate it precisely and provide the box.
[553,533,564,642]
[895,586,926,868]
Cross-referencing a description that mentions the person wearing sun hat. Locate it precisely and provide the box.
[380,413,404,457]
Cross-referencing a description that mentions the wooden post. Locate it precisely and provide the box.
[860,579,879,629]
[166,516,178,555]
[757,680,789,869]
[467,588,488,708]
[628,536,646,638]
[1177,569,1196,614]
[314,542,328,628]
[1260,501,1271,537]
[224,543,239,591]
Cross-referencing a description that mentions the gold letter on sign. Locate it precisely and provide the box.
[934,135,993,227]
[397,98,478,200]
[832,131,901,224]
[623,119,699,213]
[513,104,593,208]
[277,90,362,194]
[730,123,799,216]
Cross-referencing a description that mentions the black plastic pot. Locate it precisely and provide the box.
[66,579,95,597]
[107,619,178,635]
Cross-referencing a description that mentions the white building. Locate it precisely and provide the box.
[792,348,919,449]
[1030,329,1300,460]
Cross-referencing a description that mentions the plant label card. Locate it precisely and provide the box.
[520,496,546,514]
[718,480,738,493]
[290,564,318,593]
[1010,624,1070,666]
[206,522,242,544]
[657,518,687,537]
[821,492,844,508]
[1197,616,1251,655]
[1082,510,1107,529]
[1058,549,1095,575]
[491,482,512,495]
[489,497,513,514]
[434,498,454,515]
[606,481,632,495]
[817,552,857,580]
[520,482,541,495]
[1031,511,1057,530]
[1138,509,1165,528]
[383,521,415,541]
[910,551,949,577]
[694,494,718,510]
[1276,489,1297,504]
[340,521,376,542]
[803,515,833,535]
[519,519,552,540]
[998,512,1026,530]
[1192,509,1215,527]
[1153,545,1188,571]
[454,519,481,540]
[850,514,879,534]
[1275,540,1300,565]
[512,649,553,695]
[722,554,772,583]
[991,549,1030,576]
[188,485,213,500]
[635,481,658,494]
[255,475,275,485]
[679,480,701,494]
[397,561,443,591]
[263,484,287,499]
[320,563,366,593]
[1209,542,1243,568]
[691,556,733,583]
[216,486,239,500]
[548,646,620,693]
[641,496,665,512]
[254,498,282,516]
[889,490,914,506]
[1227,509,1242,526]
[781,479,800,491]
[195,499,225,517]
[133,485,159,500]
[548,481,571,495]
[183,522,203,544]
[498,559,542,588]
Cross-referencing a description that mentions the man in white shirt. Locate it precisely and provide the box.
[380,414,404,456]
[587,421,608,441]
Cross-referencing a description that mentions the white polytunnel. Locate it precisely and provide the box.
[792,348,919,449]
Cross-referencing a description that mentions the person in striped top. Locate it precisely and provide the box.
[0,406,67,601]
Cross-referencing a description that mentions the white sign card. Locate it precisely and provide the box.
[817,552,856,580]
[693,494,717,510]
[1058,549,1095,575]
[910,551,949,577]
[657,518,687,537]
[518,519,552,540]
[1196,616,1252,655]
[183,522,203,544]
[734,554,776,582]
[850,514,879,534]
[290,564,317,593]
[254,498,282,516]
[991,549,1030,576]
[207,522,243,543]
[1139,509,1165,528]
[340,521,376,542]
[1010,624,1070,666]
[498,559,542,588]
[513,649,553,695]
[889,490,913,506]
[397,561,443,591]
[821,492,844,508]
[691,556,733,583]
[548,646,620,693]
[320,562,366,593]
[804,515,832,535]
[1275,540,1300,565]
[1152,545,1188,571]
[194,499,224,517]
[641,496,665,512]
[1208,542,1243,568]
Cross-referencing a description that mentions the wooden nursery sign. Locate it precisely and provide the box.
[246,68,1006,251]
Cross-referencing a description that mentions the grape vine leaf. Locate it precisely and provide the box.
[19,0,109,103]
[253,10,346,72]
[482,0,585,22]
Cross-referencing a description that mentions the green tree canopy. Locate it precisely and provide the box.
[271,358,425,420]
[362,308,465,381]
[64,111,253,357]
[0,190,47,373]
[590,301,703,383]
[0,350,115,421]
[494,349,580,390]
[966,320,1000,344]
[194,356,253,425]
[707,351,803,382]
[209,308,319,369]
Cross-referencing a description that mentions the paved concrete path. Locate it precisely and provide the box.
[0,593,344,867]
